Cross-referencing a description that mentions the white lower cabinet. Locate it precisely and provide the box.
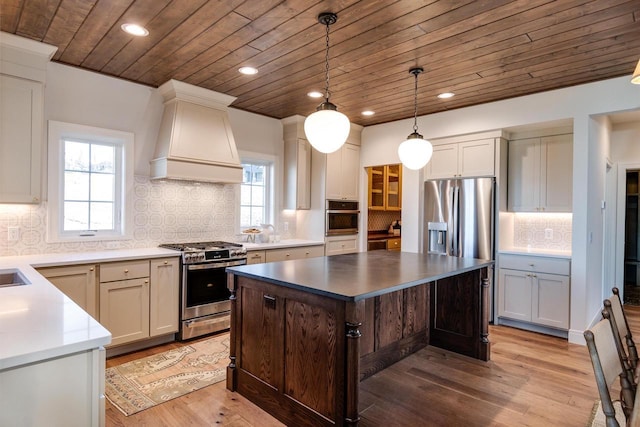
[265,245,325,262]
[100,277,150,346]
[150,258,180,337]
[498,254,570,330]
[0,347,105,427]
[98,257,179,347]
[37,264,98,318]
[247,245,325,264]
[325,236,358,256]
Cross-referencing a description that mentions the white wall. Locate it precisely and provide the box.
[361,75,640,344]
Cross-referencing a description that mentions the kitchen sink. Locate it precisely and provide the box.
[0,269,30,288]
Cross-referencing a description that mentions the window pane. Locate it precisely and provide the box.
[240,184,251,205]
[251,185,264,206]
[91,144,115,173]
[252,165,265,184]
[91,173,114,202]
[90,202,114,230]
[64,171,90,200]
[242,165,252,184]
[65,140,90,171]
[251,206,264,226]
[64,201,89,230]
[240,206,251,227]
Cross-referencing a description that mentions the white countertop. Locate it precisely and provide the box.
[243,239,325,251]
[0,247,179,371]
[499,247,572,259]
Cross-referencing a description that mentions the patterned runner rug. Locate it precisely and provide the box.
[105,334,229,416]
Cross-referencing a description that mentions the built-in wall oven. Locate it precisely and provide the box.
[159,241,247,340]
[326,199,359,236]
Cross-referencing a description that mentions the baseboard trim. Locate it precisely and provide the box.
[106,334,176,358]
[496,317,568,339]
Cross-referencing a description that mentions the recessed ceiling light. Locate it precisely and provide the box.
[307,91,323,98]
[121,23,149,37]
[362,110,375,116]
[437,92,455,99]
[238,66,258,75]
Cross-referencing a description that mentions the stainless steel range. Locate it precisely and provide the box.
[159,241,247,340]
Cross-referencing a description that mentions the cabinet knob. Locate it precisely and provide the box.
[529,263,534,267]
[124,269,129,273]
[144,280,149,283]
[286,253,290,257]
[305,251,310,254]
[164,260,168,265]
[89,267,94,271]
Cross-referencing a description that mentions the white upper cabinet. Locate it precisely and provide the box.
[282,116,312,209]
[326,124,361,201]
[0,33,56,204]
[326,143,360,200]
[508,133,572,212]
[425,138,495,179]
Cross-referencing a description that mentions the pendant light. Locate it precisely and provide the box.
[304,12,350,154]
[398,67,433,170]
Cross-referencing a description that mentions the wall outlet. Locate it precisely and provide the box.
[283,222,289,231]
[7,226,20,241]
[544,228,553,240]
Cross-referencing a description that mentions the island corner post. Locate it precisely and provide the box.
[226,253,491,427]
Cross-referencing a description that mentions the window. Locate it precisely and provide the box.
[47,121,133,242]
[239,156,274,229]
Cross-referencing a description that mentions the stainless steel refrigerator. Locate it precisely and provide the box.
[423,177,496,320]
[423,177,495,261]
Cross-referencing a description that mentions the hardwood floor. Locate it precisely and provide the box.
[106,307,640,426]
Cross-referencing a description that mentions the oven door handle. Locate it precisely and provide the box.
[186,260,246,270]
[326,209,360,214]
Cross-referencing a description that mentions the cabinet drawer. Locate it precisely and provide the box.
[100,260,150,282]
[326,237,357,255]
[265,245,324,262]
[499,254,570,276]
[247,251,266,264]
[386,238,401,251]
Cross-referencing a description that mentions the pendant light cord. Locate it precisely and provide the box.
[413,70,419,133]
[324,21,331,102]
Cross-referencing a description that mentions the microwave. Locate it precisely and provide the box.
[326,200,359,236]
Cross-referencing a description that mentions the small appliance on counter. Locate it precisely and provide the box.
[388,220,401,236]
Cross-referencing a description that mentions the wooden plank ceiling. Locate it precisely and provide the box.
[1,0,639,126]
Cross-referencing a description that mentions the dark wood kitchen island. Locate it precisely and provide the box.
[226,251,493,427]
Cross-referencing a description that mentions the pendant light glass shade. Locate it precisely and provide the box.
[398,132,433,170]
[304,12,349,154]
[398,67,433,170]
[632,59,640,84]
[304,105,351,153]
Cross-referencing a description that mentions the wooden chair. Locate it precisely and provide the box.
[584,317,635,426]
[605,288,639,386]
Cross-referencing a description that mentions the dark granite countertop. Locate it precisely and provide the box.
[227,251,493,301]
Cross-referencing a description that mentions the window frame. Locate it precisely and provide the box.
[237,151,276,232]
[47,120,134,243]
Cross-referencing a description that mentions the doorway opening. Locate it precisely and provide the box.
[624,170,640,304]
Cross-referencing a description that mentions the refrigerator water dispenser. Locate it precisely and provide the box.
[427,222,447,255]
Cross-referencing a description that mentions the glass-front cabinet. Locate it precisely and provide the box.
[367,164,402,211]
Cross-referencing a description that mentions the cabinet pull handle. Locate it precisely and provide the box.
[263,294,276,309]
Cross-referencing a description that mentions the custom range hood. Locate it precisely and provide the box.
[150,79,243,183]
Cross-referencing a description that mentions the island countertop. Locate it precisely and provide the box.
[227,251,493,301]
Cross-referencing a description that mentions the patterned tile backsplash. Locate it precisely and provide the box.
[0,175,294,256]
[512,213,572,251]
[368,210,402,232]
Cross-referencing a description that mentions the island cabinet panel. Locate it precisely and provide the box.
[430,268,489,360]
[285,301,338,420]
[231,276,348,427]
[239,286,283,388]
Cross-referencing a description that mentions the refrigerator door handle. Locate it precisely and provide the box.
[452,185,459,257]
